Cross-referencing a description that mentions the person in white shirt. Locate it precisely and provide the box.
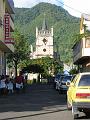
[7,78,13,94]
[0,75,6,95]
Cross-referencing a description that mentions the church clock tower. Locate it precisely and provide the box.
[35,16,53,58]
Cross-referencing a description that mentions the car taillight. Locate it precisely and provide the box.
[76,93,90,98]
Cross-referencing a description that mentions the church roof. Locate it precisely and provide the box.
[42,14,48,30]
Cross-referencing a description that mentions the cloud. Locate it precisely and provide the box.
[14,0,90,17]
[14,0,38,8]
[64,0,90,17]
[13,0,63,8]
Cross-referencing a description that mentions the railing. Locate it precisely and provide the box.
[73,37,90,63]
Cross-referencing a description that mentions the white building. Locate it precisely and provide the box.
[30,16,54,59]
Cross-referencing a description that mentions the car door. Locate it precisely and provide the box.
[67,74,79,105]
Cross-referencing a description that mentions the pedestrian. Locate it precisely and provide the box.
[15,71,24,93]
[0,75,1,95]
[0,75,7,95]
[7,78,13,94]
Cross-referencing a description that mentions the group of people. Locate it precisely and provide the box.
[0,75,13,95]
[0,72,27,95]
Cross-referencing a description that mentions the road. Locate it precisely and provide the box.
[0,83,89,120]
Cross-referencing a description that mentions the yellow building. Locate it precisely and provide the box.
[0,0,14,75]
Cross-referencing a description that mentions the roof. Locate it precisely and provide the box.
[79,72,90,75]
[42,14,48,30]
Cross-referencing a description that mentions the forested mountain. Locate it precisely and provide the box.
[14,2,80,64]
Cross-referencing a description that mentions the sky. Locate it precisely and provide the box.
[13,0,90,18]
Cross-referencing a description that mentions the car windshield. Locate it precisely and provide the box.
[62,76,72,82]
[78,75,90,86]
[55,75,61,80]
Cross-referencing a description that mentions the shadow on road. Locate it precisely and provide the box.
[0,83,67,119]
[0,108,67,120]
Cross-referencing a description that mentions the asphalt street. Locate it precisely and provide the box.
[0,83,89,120]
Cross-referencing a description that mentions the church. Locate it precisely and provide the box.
[30,16,54,59]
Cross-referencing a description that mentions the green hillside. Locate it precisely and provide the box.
[14,2,80,64]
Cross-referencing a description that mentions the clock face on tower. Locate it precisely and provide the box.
[43,38,47,45]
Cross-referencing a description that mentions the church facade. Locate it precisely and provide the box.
[30,17,54,59]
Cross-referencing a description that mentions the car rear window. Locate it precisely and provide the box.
[62,76,72,82]
[78,75,90,86]
[55,75,61,79]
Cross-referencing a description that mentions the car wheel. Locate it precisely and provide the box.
[73,114,79,119]
[59,89,63,94]
[67,100,72,110]
[84,112,90,117]
[53,83,56,89]
[72,105,79,119]
[55,84,58,90]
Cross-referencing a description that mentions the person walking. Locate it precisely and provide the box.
[15,71,24,93]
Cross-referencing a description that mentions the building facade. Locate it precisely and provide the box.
[73,14,90,72]
[31,17,54,59]
[0,0,14,75]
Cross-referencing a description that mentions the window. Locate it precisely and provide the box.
[62,76,72,82]
[0,17,2,27]
[85,38,90,48]
[71,74,79,86]
[43,48,46,52]
[43,38,47,45]
[78,75,90,86]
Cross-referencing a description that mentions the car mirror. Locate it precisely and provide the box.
[66,81,71,87]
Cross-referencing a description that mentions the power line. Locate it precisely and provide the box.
[55,0,90,16]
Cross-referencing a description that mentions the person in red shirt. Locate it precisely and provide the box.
[15,71,24,93]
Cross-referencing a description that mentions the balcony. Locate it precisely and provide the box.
[73,37,90,64]
[5,0,14,14]
[0,40,14,53]
[6,43,14,52]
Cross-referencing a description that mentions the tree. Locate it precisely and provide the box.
[53,60,63,75]
[73,27,90,45]
[7,29,30,77]
[22,56,63,78]
[22,57,54,78]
